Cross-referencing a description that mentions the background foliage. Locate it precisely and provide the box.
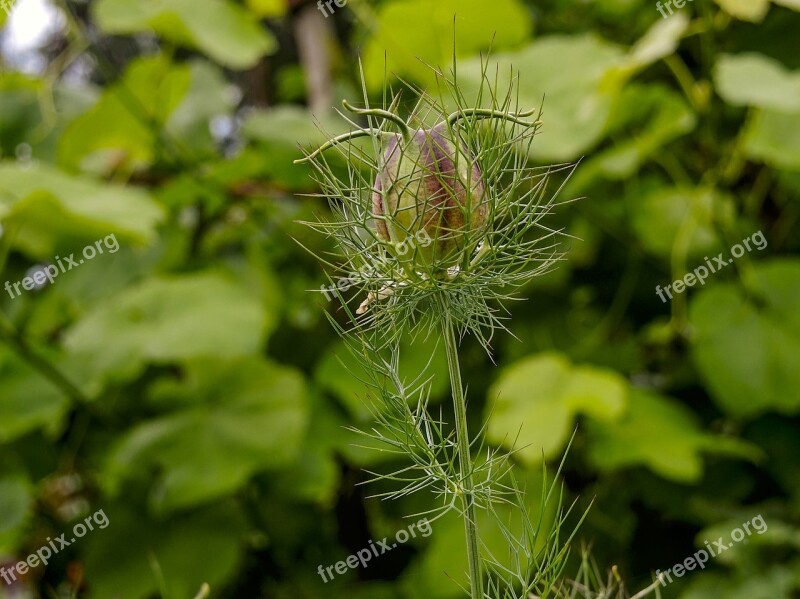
[0,0,798,597]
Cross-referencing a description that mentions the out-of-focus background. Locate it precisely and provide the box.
[0,0,798,597]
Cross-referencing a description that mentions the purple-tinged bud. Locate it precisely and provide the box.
[372,123,487,269]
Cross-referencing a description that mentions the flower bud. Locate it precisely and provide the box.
[372,123,487,269]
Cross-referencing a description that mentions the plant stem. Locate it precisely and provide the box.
[0,312,88,403]
[441,313,483,599]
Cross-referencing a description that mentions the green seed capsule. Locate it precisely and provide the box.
[372,123,487,269]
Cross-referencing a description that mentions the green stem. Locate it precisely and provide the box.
[441,313,483,599]
[0,313,88,403]
[293,129,375,163]
[342,100,412,139]
[446,107,540,129]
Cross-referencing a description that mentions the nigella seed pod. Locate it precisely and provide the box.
[296,99,541,314]
[372,123,487,269]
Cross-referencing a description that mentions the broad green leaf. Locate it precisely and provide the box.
[714,0,771,21]
[93,0,276,69]
[243,105,344,149]
[587,85,697,179]
[773,0,800,9]
[457,35,627,161]
[105,356,309,511]
[486,352,628,464]
[242,106,379,191]
[64,271,267,384]
[58,55,187,174]
[626,12,690,71]
[58,56,232,175]
[84,503,245,599]
[629,185,731,261]
[242,106,356,189]
[457,20,693,162]
[361,0,531,91]
[693,514,795,568]
[0,349,70,442]
[690,259,800,417]
[586,389,759,482]
[0,163,164,257]
[745,108,800,170]
[309,385,398,467]
[166,60,236,156]
[268,392,340,505]
[715,54,800,112]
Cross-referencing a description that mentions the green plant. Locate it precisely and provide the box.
[297,59,588,598]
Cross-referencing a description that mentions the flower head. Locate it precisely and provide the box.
[372,122,488,270]
[297,64,574,349]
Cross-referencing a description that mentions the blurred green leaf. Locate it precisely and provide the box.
[629,185,730,260]
[58,56,233,174]
[745,108,800,170]
[0,162,164,257]
[361,0,531,90]
[0,349,70,442]
[166,60,236,156]
[715,54,800,111]
[458,35,627,161]
[716,0,800,20]
[84,503,245,599]
[714,0,771,22]
[105,356,309,511]
[690,259,800,417]
[58,55,187,174]
[486,352,628,463]
[626,12,690,71]
[681,564,799,599]
[0,74,97,162]
[588,85,697,179]
[93,0,276,69]
[242,105,366,189]
[587,388,758,482]
[268,392,340,505]
[64,271,268,385]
